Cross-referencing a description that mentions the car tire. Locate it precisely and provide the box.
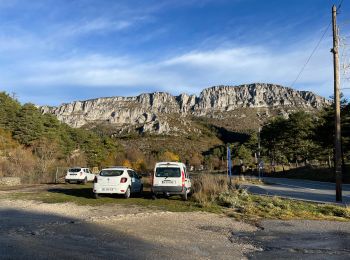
[124,187,131,199]
[182,188,188,201]
[82,177,87,185]
[139,184,143,193]
[187,188,192,197]
[94,193,99,199]
[152,194,157,200]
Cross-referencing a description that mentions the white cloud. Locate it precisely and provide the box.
[56,18,133,38]
[11,42,334,99]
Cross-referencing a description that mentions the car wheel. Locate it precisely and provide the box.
[187,188,192,197]
[94,193,99,199]
[124,187,131,199]
[182,188,188,201]
[139,184,143,193]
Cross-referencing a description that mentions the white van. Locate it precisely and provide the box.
[93,167,143,199]
[65,167,95,184]
[152,162,191,200]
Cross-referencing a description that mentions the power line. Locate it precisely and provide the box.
[290,22,331,87]
[338,0,344,11]
[290,0,344,88]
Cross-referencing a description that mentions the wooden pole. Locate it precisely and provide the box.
[332,5,342,202]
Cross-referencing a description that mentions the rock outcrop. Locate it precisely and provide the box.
[40,83,330,134]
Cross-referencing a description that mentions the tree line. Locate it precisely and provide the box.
[0,92,124,182]
[230,98,350,171]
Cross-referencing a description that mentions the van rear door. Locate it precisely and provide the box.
[154,166,182,186]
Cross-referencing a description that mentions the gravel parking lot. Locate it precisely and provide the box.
[0,196,349,260]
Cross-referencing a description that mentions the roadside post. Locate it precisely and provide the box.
[258,127,261,181]
[227,145,232,188]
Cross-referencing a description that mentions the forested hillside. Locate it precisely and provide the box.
[0,92,123,182]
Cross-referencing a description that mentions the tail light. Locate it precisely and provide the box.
[94,176,98,183]
[120,178,128,183]
[181,171,185,189]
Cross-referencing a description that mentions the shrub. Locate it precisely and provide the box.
[217,191,242,208]
[1,147,37,183]
[192,174,229,206]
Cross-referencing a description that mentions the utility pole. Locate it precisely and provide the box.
[332,5,342,202]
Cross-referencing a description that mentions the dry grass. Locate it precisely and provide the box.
[191,174,350,221]
[192,174,229,206]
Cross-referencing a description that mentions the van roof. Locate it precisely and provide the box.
[155,162,185,167]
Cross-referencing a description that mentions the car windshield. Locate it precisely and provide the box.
[69,168,81,172]
[155,167,181,178]
[100,170,124,177]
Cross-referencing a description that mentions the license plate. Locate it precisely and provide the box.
[102,188,115,191]
[70,174,77,176]
[162,180,174,184]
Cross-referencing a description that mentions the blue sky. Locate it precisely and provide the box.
[0,0,349,105]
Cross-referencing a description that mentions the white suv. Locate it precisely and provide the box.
[65,167,95,184]
[152,162,191,200]
[93,167,143,199]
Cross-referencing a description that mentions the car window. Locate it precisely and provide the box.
[100,170,124,177]
[69,168,81,172]
[155,167,181,178]
[127,170,133,177]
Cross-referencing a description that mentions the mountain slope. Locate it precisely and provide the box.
[40,83,330,135]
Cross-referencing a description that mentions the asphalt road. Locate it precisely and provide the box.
[243,177,350,205]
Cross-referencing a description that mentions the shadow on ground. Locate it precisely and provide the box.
[47,186,154,200]
[0,208,164,259]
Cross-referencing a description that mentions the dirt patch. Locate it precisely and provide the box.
[0,199,259,259]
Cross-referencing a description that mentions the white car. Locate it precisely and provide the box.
[65,167,95,184]
[152,162,191,200]
[93,167,143,199]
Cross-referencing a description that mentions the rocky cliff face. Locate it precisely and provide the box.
[40,83,330,134]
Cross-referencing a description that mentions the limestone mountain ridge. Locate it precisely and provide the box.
[40,83,330,135]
